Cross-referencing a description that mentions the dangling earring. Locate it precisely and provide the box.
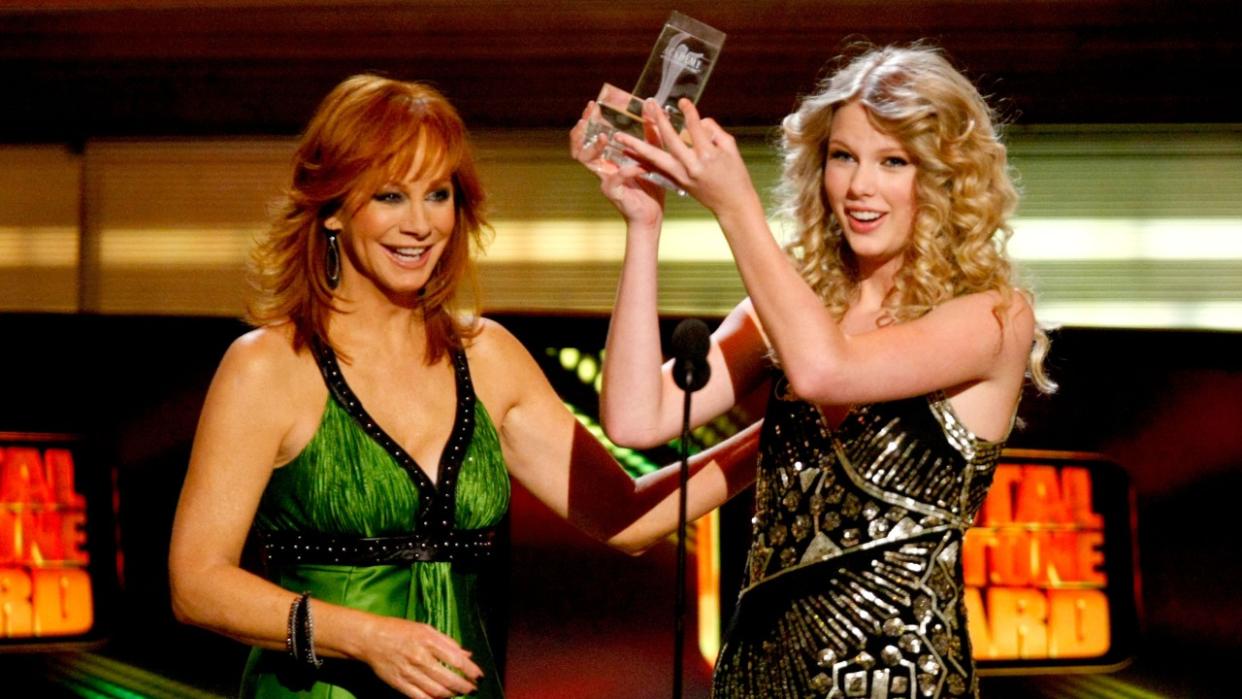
[324,230,341,289]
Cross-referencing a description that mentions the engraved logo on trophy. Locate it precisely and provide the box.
[654,34,705,106]
[583,12,726,192]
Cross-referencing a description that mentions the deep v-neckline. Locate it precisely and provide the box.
[309,338,477,530]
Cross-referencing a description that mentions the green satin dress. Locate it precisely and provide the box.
[241,342,510,699]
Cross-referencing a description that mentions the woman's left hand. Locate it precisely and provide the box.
[614,98,760,219]
[570,101,666,230]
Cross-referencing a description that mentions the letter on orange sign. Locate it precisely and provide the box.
[1060,467,1105,528]
[962,529,990,587]
[987,587,1048,659]
[45,449,87,509]
[62,511,90,564]
[989,530,1032,587]
[1048,589,1110,658]
[1031,530,1082,586]
[980,464,1021,526]
[964,587,993,659]
[1077,531,1107,585]
[1014,466,1071,525]
[0,448,52,504]
[34,568,93,635]
[0,508,16,565]
[0,567,35,637]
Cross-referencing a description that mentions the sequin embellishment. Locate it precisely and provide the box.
[712,380,1005,699]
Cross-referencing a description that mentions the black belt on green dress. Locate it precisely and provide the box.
[259,528,498,566]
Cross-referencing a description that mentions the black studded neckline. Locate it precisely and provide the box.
[308,337,477,532]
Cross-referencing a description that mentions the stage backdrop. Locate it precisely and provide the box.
[0,313,1238,698]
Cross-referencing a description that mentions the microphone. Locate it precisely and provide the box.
[669,317,711,699]
[671,318,711,393]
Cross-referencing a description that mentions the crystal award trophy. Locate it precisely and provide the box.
[584,11,726,191]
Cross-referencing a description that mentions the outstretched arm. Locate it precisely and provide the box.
[472,320,761,555]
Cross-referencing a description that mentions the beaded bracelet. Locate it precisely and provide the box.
[299,592,323,669]
[285,592,323,669]
[285,593,302,662]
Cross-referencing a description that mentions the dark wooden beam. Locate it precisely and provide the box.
[2,0,1237,142]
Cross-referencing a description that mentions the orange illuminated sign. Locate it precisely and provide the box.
[966,450,1137,672]
[1,433,102,647]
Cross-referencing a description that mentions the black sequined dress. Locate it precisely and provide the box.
[713,371,1007,699]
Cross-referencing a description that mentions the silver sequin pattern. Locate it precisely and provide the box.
[713,379,1004,699]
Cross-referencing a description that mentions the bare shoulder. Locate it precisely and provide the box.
[229,324,296,360]
[202,324,325,463]
[464,318,548,416]
[931,291,1035,439]
[216,324,305,389]
[1003,288,1036,337]
[935,289,1034,343]
[211,324,325,416]
[465,317,526,357]
[978,289,1035,354]
[1003,289,1036,330]
[465,318,542,384]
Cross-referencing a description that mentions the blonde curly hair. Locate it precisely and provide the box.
[777,44,1054,392]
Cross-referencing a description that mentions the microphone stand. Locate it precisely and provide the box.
[673,362,693,699]
[669,317,709,699]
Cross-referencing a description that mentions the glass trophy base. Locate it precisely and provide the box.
[584,83,684,194]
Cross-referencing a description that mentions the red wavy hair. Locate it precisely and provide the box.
[248,74,488,363]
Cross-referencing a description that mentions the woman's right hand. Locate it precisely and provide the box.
[570,101,666,231]
[359,614,483,698]
[613,98,762,225]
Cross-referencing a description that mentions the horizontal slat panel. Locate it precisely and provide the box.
[1,126,1240,329]
[0,146,80,311]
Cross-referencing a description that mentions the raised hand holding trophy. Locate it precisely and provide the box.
[584,11,726,192]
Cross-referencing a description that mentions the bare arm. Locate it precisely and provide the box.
[471,320,760,555]
[601,271,769,448]
[571,102,769,448]
[168,330,481,699]
[615,100,1034,418]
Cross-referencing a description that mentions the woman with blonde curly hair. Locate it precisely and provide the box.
[573,44,1053,697]
[170,74,760,699]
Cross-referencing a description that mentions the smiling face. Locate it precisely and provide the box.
[325,154,457,303]
[823,100,918,276]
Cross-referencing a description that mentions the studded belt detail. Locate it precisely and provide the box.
[260,528,498,566]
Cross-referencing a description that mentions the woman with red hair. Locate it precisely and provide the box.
[170,74,758,699]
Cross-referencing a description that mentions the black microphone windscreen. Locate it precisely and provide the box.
[671,318,711,392]
[671,318,711,363]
